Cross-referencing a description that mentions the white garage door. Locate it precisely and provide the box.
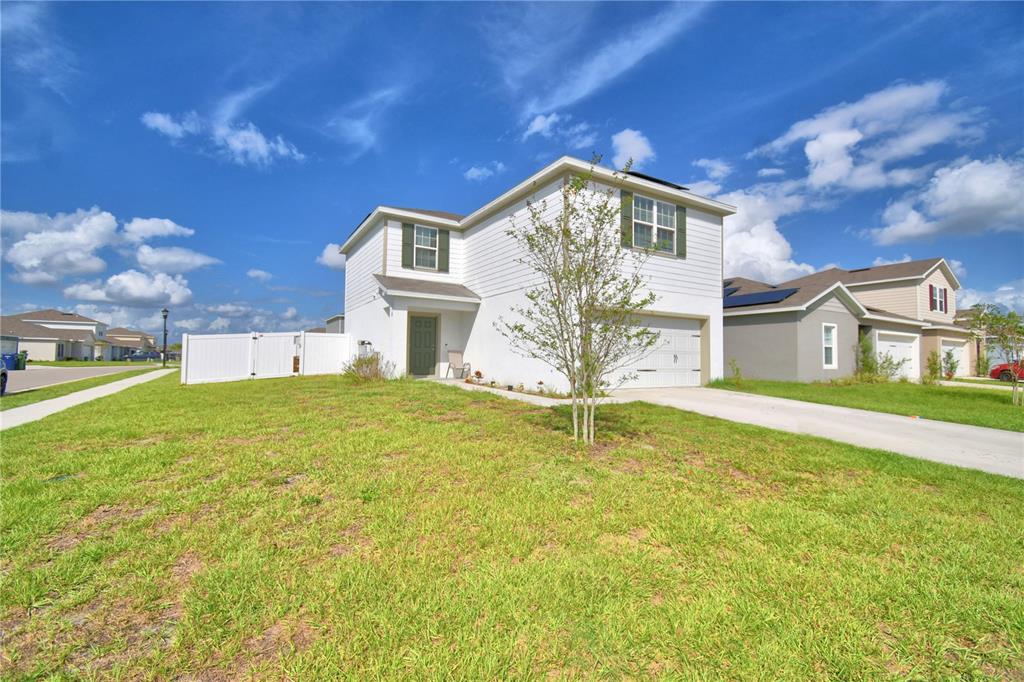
[619,316,702,388]
[941,340,968,377]
[876,333,917,379]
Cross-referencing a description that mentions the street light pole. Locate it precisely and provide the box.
[161,308,169,368]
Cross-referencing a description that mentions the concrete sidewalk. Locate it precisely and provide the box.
[939,380,1013,392]
[610,387,1024,480]
[1,369,175,431]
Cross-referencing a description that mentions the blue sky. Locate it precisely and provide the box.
[2,2,1022,338]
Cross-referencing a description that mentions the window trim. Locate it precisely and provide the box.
[632,193,675,254]
[413,224,439,271]
[822,323,838,370]
[932,285,947,313]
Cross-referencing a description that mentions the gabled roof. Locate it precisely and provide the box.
[305,327,327,334]
[341,156,737,254]
[722,277,776,296]
[374,274,480,303]
[841,257,944,284]
[106,327,149,338]
[10,308,100,324]
[0,316,96,341]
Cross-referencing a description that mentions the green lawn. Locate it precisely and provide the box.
[2,375,1021,679]
[1,369,155,411]
[710,378,1024,432]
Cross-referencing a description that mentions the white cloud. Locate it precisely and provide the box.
[282,306,298,321]
[1,3,77,97]
[71,304,164,332]
[464,161,507,181]
[140,111,201,140]
[208,317,230,332]
[522,113,562,140]
[247,268,273,282]
[693,158,733,181]
[520,4,706,116]
[201,303,253,318]
[686,181,724,197]
[2,207,116,284]
[316,243,346,271]
[611,129,655,170]
[173,317,204,331]
[871,156,1024,244]
[872,254,912,267]
[753,80,983,192]
[958,280,1024,314]
[141,84,304,167]
[63,270,192,307]
[325,87,403,159]
[717,180,817,283]
[136,245,219,273]
[757,168,785,178]
[948,259,967,279]
[521,113,597,150]
[122,217,195,243]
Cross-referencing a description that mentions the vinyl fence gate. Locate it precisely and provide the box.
[180,331,353,385]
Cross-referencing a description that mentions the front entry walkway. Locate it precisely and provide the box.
[610,387,1024,480]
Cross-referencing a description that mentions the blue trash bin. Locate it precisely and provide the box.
[1,353,16,370]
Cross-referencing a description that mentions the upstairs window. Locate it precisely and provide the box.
[633,194,675,254]
[414,225,438,270]
[822,323,837,369]
[930,285,948,313]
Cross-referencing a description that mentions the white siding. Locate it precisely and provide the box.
[19,339,58,361]
[384,220,466,283]
[343,220,385,317]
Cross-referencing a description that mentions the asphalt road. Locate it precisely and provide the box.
[5,365,152,393]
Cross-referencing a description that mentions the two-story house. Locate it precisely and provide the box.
[105,327,158,359]
[340,156,736,391]
[722,258,974,381]
[6,309,108,360]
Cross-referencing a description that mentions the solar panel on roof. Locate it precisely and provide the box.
[723,286,739,297]
[723,288,799,309]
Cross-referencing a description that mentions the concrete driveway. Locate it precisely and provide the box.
[6,365,150,393]
[610,387,1024,480]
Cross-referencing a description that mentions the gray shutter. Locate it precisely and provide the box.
[402,223,414,268]
[620,190,633,247]
[438,229,450,272]
[675,205,687,259]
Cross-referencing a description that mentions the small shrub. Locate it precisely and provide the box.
[344,353,395,382]
[975,347,990,376]
[728,358,743,387]
[924,350,942,385]
[855,331,878,377]
[942,349,959,380]
[877,353,909,381]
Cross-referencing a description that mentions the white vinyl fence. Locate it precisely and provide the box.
[180,331,354,385]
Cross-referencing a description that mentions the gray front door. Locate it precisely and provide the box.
[409,316,437,376]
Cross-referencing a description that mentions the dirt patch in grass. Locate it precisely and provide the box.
[47,504,154,551]
[598,528,672,556]
[329,520,372,557]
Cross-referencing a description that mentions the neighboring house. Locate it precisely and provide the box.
[326,314,344,334]
[1,333,19,356]
[305,327,327,334]
[723,258,973,381]
[9,309,109,359]
[105,327,158,359]
[0,316,97,361]
[341,156,736,390]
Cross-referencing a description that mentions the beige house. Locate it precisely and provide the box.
[0,316,97,361]
[8,309,109,359]
[105,327,157,359]
[723,258,975,381]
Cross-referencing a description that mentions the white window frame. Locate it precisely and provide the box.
[632,194,675,254]
[822,323,838,370]
[932,286,947,313]
[413,224,438,271]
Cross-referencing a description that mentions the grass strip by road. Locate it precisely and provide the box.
[27,360,165,367]
[1,368,156,411]
[2,373,1021,679]
[709,378,1024,432]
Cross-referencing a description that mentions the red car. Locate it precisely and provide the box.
[990,362,1024,381]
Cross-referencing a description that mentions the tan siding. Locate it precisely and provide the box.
[849,281,918,318]
[918,268,957,324]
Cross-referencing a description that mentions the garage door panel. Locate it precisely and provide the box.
[941,340,968,377]
[620,316,702,388]
[876,333,917,380]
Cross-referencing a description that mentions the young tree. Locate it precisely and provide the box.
[973,305,1024,406]
[499,161,658,444]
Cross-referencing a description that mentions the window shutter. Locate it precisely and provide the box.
[928,284,935,311]
[675,204,687,258]
[942,288,948,313]
[620,190,633,247]
[401,223,414,268]
[438,229,450,272]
